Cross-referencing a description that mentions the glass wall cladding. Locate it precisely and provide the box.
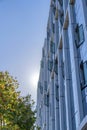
[37,0,87,129]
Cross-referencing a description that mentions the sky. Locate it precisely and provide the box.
[0,0,50,102]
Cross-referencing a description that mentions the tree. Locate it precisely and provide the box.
[0,71,36,130]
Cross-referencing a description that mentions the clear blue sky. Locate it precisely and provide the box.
[0,0,50,102]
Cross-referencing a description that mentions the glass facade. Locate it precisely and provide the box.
[36,0,87,130]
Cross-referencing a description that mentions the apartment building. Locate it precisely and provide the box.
[37,0,87,130]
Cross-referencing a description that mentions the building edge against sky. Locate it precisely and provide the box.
[36,0,87,130]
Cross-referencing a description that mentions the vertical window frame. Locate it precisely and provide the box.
[80,61,87,90]
[83,61,87,86]
[55,85,59,101]
[75,24,85,48]
[48,60,53,72]
[50,41,55,54]
[54,59,58,75]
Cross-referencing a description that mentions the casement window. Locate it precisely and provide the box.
[44,94,49,106]
[40,85,43,94]
[80,61,87,89]
[60,10,64,26]
[44,94,46,105]
[44,81,47,91]
[62,62,65,79]
[60,17,63,26]
[48,60,53,71]
[75,24,85,48]
[54,59,58,75]
[55,85,59,101]
[42,48,45,57]
[39,82,43,94]
[58,0,63,6]
[83,61,87,85]
[53,6,56,16]
[47,31,50,39]
[52,23,55,33]
[41,60,44,68]
[39,108,41,117]
[50,41,55,54]
[50,103,51,116]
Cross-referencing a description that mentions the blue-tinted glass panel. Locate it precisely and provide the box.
[44,94,49,106]
[55,85,59,101]
[58,0,63,6]
[52,23,55,33]
[44,81,47,91]
[39,82,43,94]
[50,42,55,54]
[78,24,84,44]
[41,60,44,68]
[83,61,87,85]
[75,24,85,47]
[48,60,53,71]
[54,60,58,74]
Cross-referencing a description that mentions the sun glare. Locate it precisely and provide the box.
[30,72,39,88]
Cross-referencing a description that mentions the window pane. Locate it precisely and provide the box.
[52,23,55,33]
[75,24,84,47]
[44,81,47,91]
[41,60,44,68]
[48,60,53,71]
[83,62,87,85]
[58,0,63,6]
[78,24,84,44]
[54,60,58,74]
[50,42,55,54]
[80,61,85,89]
[44,94,49,108]
[39,82,43,94]
[55,85,59,101]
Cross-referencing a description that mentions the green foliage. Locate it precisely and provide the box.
[0,71,36,130]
